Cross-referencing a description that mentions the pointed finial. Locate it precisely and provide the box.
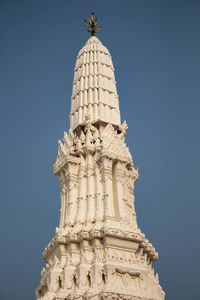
[84,12,101,36]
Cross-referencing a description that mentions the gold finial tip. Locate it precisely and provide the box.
[84,12,101,36]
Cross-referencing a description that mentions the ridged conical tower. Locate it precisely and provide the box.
[36,32,165,300]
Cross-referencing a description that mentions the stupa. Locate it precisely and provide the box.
[36,13,165,300]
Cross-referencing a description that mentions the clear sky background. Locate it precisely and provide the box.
[0,1,200,299]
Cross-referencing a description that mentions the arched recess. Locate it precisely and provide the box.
[86,273,91,287]
[56,276,62,292]
[71,275,76,290]
[101,272,106,286]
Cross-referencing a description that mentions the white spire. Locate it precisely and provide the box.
[70,36,121,131]
[36,33,165,300]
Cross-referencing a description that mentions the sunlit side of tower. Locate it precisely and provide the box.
[36,14,165,300]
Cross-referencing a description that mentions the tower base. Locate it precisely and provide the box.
[36,228,165,300]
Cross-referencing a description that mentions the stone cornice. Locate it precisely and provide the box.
[42,227,158,262]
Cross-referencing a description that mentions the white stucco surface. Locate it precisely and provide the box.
[70,36,121,130]
[36,36,165,300]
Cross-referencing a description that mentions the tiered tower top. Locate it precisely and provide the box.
[70,36,121,131]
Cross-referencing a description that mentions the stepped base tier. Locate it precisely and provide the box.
[36,36,165,300]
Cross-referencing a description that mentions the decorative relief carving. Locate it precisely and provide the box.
[101,292,148,300]
[100,124,132,164]
[119,120,128,141]
[93,247,105,263]
[113,268,142,289]
[106,248,136,265]
[54,120,136,175]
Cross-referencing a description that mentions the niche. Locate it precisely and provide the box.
[86,273,91,287]
[101,272,106,286]
[38,284,47,297]
[71,275,76,290]
[57,276,62,292]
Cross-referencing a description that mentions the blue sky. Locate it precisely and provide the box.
[0,1,200,299]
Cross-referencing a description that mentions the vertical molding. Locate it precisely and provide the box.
[86,153,95,223]
[115,161,125,221]
[76,157,87,225]
[76,155,86,224]
[64,163,79,226]
[59,182,66,228]
[95,156,104,222]
[112,162,120,220]
[65,186,70,227]
[94,153,99,222]
[101,157,115,220]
